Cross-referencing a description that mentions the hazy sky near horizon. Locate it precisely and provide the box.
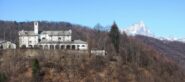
[0,0,185,38]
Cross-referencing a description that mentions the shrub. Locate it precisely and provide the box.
[0,72,7,82]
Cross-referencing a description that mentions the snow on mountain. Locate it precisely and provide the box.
[178,38,185,42]
[155,35,185,43]
[123,21,153,37]
[157,36,185,43]
[122,21,185,43]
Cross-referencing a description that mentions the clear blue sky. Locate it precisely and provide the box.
[0,0,185,38]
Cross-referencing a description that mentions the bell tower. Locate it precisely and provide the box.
[34,21,38,34]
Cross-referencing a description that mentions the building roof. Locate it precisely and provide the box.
[19,31,36,36]
[19,30,72,36]
[38,40,87,45]
[40,30,71,36]
[0,40,5,44]
[39,41,73,44]
[0,41,16,44]
[73,40,87,44]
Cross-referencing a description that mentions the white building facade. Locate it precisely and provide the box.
[19,21,88,50]
[0,41,16,50]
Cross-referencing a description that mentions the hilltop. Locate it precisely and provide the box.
[0,20,185,82]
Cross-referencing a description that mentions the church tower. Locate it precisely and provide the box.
[34,21,38,34]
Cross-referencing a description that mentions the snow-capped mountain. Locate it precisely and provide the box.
[178,38,185,42]
[122,21,185,43]
[123,21,153,37]
[156,36,185,43]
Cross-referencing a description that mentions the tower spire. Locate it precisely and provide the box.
[34,21,38,34]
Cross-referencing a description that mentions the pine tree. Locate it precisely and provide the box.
[109,22,120,53]
[0,72,7,82]
[32,58,40,81]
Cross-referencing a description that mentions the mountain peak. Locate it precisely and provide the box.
[122,21,185,43]
[123,21,152,37]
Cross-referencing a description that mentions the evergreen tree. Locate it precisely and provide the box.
[32,58,40,81]
[109,22,120,53]
[0,73,7,82]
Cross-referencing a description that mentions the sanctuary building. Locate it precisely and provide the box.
[19,22,88,50]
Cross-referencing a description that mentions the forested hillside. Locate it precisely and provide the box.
[136,35,185,69]
[0,20,185,82]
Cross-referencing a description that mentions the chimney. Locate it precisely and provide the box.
[34,21,38,34]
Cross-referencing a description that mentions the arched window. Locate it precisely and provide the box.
[29,45,33,48]
[39,45,43,48]
[55,45,60,49]
[50,45,55,49]
[58,37,61,40]
[72,45,75,50]
[21,45,26,48]
[0,45,3,49]
[44,45,48,49]
[66,45,70,49]
[61,45,64,49]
